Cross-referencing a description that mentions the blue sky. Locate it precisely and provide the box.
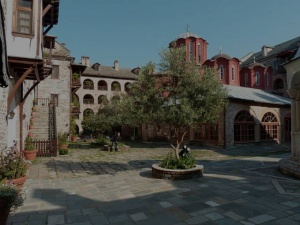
[51,0,300,69]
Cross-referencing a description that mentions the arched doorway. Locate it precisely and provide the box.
[260,112,278,141]
[234,110,255,143]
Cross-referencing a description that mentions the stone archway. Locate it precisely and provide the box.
[279,56,300,178]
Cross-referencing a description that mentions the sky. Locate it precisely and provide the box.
[51,0,300,69]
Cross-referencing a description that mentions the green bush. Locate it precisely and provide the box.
[59,148,69,155]
[160,152,196,169]
[95,136,110,146]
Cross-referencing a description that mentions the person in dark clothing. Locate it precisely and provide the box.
[111,132,120,151]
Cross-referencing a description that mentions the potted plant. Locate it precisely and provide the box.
[0,145,29,188]
[70,116,77,142]
[23,136,38,161]
[58,132,68,150]
[0,182,24,225]
[29,120,34,130]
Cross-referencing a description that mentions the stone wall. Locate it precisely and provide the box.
[38,58,71,135]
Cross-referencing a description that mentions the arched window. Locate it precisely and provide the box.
[83,109,94,117]
[83,79,94,90]
[125,82,131,92]
[232,66,235,80]
[255,72,260,85]
[261,112,278,141]
[98,95,108,104]
[197,43,201,62]
[245,73,249,86]
[98,80,107,91]
[234,110,255,143]
[83,94,94,104]
[266,72,269,86]
[189,41,194,61]
[219,65,224,80]
[111,81,121,91]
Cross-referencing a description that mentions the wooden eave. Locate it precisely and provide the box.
[43,0,59,27]
[8,57,51,81]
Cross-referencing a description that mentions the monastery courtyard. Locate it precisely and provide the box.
[7,142,300,225]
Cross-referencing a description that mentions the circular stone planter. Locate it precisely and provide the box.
[152,164,204,180]
[279,157,300,179]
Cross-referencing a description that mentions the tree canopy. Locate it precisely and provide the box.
[120,46,228,158]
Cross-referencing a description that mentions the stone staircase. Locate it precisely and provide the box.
[30,106,50,140]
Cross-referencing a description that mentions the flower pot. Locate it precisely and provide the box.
[29,124,34,130]
[59,143,68,150]
[23,149,38,161]
[0,199,10,225]
[4,175,27,189]
[71,136,77,142]
[28,132,33,137]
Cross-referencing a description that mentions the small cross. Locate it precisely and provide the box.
[186,24,190,33]
[219,47,222,55]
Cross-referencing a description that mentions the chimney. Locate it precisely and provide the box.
[81,56,90,67]
[114,60,119,70]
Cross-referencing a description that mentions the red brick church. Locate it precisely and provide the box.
[139,32,292,147]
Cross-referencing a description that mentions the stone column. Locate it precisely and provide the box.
[287,89,300,159]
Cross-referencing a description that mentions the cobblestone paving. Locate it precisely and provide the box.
[7,142,300,225]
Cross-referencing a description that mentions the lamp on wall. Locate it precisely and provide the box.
[9,111,15,119]
[22,114,26,120]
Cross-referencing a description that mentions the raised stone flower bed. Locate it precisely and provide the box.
[279,157,300,179]
[152,164,204,180]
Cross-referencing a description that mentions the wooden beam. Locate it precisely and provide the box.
[43,4,52,17]
[7,67,33,114]
[34,65,40,82]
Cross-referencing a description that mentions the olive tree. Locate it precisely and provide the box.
[120,46,228,159]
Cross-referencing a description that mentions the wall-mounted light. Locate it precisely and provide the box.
[9,111,15,119]
[22,114,26,120]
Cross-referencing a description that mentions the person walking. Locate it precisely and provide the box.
[111,132,120,151]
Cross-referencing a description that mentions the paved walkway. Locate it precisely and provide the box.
[7,142,300,225]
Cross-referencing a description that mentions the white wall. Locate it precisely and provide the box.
[6,0,43,59]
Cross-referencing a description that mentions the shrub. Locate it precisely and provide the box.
[58,132,68,145]
[24,136,35,151]
[95,136,110,146]
[160,152,196,169]
[59,148,69,155]
[0,145,28,180]
[0,182,24,212]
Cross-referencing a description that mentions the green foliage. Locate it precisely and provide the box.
[72,72,79,79]
[0,182,24,212]
[119,46,228,159]
[24,136,35,151]
[81,97,124,136]
[160,152,196,169]
[72,95,80,107]
[0,146,28,180]
[59,148,69,155]
[57,132,68,145]
[95,136,110,146]
[70,116,77,137]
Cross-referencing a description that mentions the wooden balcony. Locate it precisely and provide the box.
[71,106,81,114]
[72,77,81,88]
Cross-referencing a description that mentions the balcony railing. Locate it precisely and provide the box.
[72,77,81,86]
[83,85,94,90]
[83,99,94,104]
[98,86,107,91]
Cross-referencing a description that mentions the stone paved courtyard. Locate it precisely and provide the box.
[7,142,300,225]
